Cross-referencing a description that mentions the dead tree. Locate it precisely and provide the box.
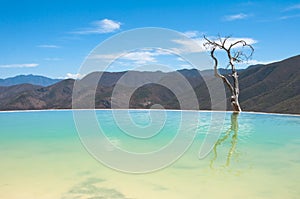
[203,36,254,113]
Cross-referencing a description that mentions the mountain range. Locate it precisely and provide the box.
[0,74,61,87]
[0,55,299,114]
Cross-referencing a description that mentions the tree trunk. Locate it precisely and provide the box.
[231,71,242,113]
[210,48,242,113]
[231,95,241,112]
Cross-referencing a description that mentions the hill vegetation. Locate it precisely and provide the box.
[0,55,299,114]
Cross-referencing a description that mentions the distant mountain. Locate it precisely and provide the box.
[0,79,74,110]
[0,55,299,114]
[239,55,300,113]
[0,74,61,86]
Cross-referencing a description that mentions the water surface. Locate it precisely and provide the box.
[0,110,299,199]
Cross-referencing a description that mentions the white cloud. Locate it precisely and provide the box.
[96,19,121,33]
[0,63,39,68]
[177,57,185,62]
[73,19,121,34]
[284,4,300,11]
[280,4,300,20]
[122,51,157,64]
[88,49,172,65]
[243,59,280,65]
[172,37,257,53]
[37,45,60,48]
[183,31,200,38]
[224,13,249,21]
[88,37,256,69]
[171,38,206,53]
[152,48,173,55]
[65,73,85,79]
[280,14,300,20]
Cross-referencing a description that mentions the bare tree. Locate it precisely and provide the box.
[203,35,254,113]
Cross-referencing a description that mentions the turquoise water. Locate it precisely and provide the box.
[0,110,299,199]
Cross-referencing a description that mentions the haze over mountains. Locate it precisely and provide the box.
[0,55,299,114]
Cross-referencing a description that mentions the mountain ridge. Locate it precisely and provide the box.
[0,74,61,87]
[0,55,299,114]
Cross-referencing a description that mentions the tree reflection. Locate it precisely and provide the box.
[210,113,239,169]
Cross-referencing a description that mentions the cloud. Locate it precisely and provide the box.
[280,14,300,20]
[243,59,280,65]
[183,31,207,38]
[65,73,85,79]
[89,37,256,67]
[172,37,257,53]
[183,31,200,38]
[89,49,172,66]
[0,63,39,68]
[122,51,157,64]
[284,4,300,11]
[88,36,257,69]
[280,4,300,20]
[176,57,185,62]
[37,45,60,48]
[72,19,121,34]
[224,13,249,21]
[171,38,206,53]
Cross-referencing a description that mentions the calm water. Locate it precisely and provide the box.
[0,110,299,199]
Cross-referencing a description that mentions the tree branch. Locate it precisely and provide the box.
[210,48,234,93]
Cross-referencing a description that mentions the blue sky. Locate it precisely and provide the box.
[0,0,300,78]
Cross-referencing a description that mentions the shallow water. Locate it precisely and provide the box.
[0,110,299,199]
